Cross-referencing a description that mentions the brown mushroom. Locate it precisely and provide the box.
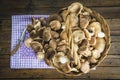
[34,21,41,31]
[24,38,33,48]
[51,31,59,39]
[30,41,43,52]
[30,30,38,38]
[72,30,85,43]
[49,39,57,50]
[89,37,96,46]
[94,38,106,53]
[81,61,90,73]
[60,62,71,73]
[27,24,34,33]
[49,20,61,31]
[36,52,45,60]
[83,29,91,40]
[37,27,45,38]
[43,27,51,42]
[57,45,69,53]
[46,48,56,60]
[89,22,101,36]
[60,30,68,42]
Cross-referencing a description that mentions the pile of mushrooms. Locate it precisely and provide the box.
[24,2,106,75]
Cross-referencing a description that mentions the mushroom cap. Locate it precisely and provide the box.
[51,31,59,39]
[72,30,85,43]
[36,52,45,60]
[24,38,33,48]
[68,2,83,13]
[30,41,43,52]
[30,30,38,38]
[89,22,101,36]
[60,30,68,42]
[81,61,90,73]
[37,27,45,38]
[89,37,96,46]
[43,27,51,42]
[46,48,56,60]
[49,39,57,50]
[92,49,101,59]
[27,24,34,33]
[49,20,61,31]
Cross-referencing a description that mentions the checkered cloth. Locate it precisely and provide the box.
[10,15,53,69]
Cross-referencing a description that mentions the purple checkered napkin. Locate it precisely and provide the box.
[11,15,53,69]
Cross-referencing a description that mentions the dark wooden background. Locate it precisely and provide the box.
[0,0,120,80]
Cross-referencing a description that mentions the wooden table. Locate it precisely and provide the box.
[0,0,120,79]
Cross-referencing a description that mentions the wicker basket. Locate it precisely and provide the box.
[45,2,111,76]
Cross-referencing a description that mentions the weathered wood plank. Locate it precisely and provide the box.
[0,7,119,19]
[0,55,120,67]
[0,67,119,79]
[0,0,120,8]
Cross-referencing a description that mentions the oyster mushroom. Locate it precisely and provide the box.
[57,40,68,46]
[68,2,83,14]
[60,62,71,73]
[78,39,91,57]
[72,30,85,43]
[37,27,45,38]
[30,41,43,52]
[94,38,106,53]
[24,38,33,48]
[78,39,89,52]
[52,52,68,67]
[92,49,101,59]
[49,39,57,50]
[46,48,56,60]
[34,21,41,31]
[57,45,69,53]
[30,30,38,38]
[36,52,45,60]
[43,27,51,42]
[60,30,68,42]
[89,37,96,46]
[49,20,61,31]
[45,58,52,66]
[84,29,91,40]
[89,22,101,36]
[51,31,59,39]
[27,24,34,33]
[81,61,90,73]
